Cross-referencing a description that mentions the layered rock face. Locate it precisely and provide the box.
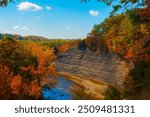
[56,47,133,86]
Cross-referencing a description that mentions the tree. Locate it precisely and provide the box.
[0,36,34,75]
[81,0,149,14]
[0,36,56,99]
[0,0,14,6]
[85,24,106,54]
[0,65,14,99]
[23,43,56,77]
[86,2,150,63]
[58,43,69,54]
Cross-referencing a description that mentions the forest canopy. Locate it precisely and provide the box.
[82,1,150,99]
[0,37,56,99]
[0,0,150,100]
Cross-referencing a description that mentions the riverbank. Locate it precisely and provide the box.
[57,72,108,99]
[40,75,57,88]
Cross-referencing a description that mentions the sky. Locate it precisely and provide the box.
[0,0,113,39]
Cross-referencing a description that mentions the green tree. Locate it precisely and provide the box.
[0,36,33,75]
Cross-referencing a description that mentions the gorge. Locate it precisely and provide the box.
[56,47,134,88]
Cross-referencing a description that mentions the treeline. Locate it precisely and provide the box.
[40,39,80,54]
[0,35,79,99]
[79,2,150,99]
[0,33,55,41]
[0,34,80,54]
[0,36,56,99]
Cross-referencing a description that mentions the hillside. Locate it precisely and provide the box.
[0,33,49,41]
[57,4,150,99]
[56,47,133,88]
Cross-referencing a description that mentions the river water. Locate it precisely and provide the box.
[42,76,75,100]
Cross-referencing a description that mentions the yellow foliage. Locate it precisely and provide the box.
[140,24,149,35]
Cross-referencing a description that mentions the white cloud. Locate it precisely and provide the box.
[17,2,42,11]
[13,26,29,30]
[45,6,51,10]
[13,26,19,30]
[89,10,99,16]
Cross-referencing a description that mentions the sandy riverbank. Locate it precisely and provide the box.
[57,72,108,99]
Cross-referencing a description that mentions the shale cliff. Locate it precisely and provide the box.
[56,47,134,87]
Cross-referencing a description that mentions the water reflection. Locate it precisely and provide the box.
[42,76,75,100]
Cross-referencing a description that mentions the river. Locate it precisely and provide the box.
[42,76,75,100]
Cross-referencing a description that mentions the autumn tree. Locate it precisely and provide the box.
[0,36,34,75]
[85,24,106,54]
[0,37,56,99]
[58,43,69,54]
[22,42,56,78]
[0,65,14,99]
[85,2,150,98]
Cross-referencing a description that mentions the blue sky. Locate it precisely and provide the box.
[0,0,113,39]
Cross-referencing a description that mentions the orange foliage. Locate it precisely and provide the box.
[0,65,42,99]
[124,49,133,59]
[11,75,22,95]
[0,66,13,99]
[20,43,56,80]
[22,81,42,99]
[102,8,149,63]
[30,81,42,99]
[48,64,57,76]
[0,38,56,99]
[58,43,69,54]
[133,36,150,63]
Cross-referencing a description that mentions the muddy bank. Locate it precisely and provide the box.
[58,72,108,99]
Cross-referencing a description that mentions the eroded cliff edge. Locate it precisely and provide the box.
[56,47,134,87]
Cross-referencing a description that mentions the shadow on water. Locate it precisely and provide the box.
[42,76,75,100]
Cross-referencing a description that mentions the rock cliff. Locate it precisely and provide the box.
[56,47,133,87]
